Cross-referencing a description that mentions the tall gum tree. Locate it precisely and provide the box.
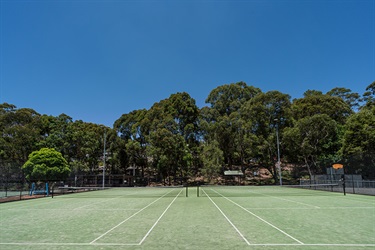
[204,82,261,167]
[241,90,292,183]
[340,106,375,179]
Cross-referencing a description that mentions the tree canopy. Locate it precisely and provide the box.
[2,80,375,185]
[22,148,71,182]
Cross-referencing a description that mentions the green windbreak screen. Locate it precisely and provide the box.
[53,186,187,198]
[198,184,343,197]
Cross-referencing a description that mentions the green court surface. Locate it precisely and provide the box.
[0,186,374,250]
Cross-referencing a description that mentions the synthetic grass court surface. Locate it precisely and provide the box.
[0,186,374,250]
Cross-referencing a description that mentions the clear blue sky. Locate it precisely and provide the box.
[1,0,374,127]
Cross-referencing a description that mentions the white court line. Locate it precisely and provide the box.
[7,208,141,211]
[73,197,118,210]
[209,188,304,245]
[2,197,65,209]
[0,242,139,246]
[138,189,182,245]
[89,188,176,244]
[245,206,375,210]
[202,189,251,245]
[1,242,374,247]
[247,243,375,247]
[333,196,375,205]
[247,189,320,208]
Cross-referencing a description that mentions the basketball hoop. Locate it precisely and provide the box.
[332,163,343,169]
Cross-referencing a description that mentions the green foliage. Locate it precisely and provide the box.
[363,81,375,109]
[203,82,261,167]
[240,90,292,181]
[326,87,361,109]
[292,91,352,124]
[200,140,224,182]
[22,148,71,181]
[283,114,339,177]
[341,106,375,178]
[2,81,375,183]
[0,103,42,165]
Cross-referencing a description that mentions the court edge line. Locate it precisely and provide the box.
[334,196,375,205]
[89,189,176,244]
[246,190,320,208]
[1,242,374,247]
[74,197,118,210]
[202,189,251,245]
[138,189,182,245]
[244,206,375,210]
[210,188,304,245]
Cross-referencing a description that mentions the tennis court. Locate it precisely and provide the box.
[1,186,374,250]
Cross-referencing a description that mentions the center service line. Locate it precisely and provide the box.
[90,189,176,244]
[211,189,304,245]
[138,189,183,245]
[202,189,251,245]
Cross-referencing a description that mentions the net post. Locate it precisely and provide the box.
[186,186,188,197]
[51,182,55,198]
[19,182,23,201]
[352,175,355,194]
[197,185,199,197]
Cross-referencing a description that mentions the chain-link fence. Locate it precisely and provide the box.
[299,179,375,196]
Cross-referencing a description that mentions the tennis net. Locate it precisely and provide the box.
[197,184,342,197]
[53,186,188,198]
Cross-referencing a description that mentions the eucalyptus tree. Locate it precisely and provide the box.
[146,92,199,184]
[38,113,74,158]
[292,90,353,124]
[0,103,42,166]
[340,106,375,179]
[114,109,149,176]
[283,114,339,179]
[241,91,292,183]
[363,81,375,109]
[326,87,361,110]
[67,121,108,175]
[203,82,261,167]
[200,140,224,183]
[286,90,353,178]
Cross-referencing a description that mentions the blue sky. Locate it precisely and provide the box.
[1,0,374,127]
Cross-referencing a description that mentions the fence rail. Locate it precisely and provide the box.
[299,179,375,196]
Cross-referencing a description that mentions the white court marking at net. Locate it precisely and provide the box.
[7,208,141,211]
[1,242,375,247]
[333,196,375,205]
[209,188,304,245]
[245,206,375,210]
[1,196,65,209]
[138,189,182,244]
[202,189,251,245]
[73,197,119,210]
[246,189,321,208]
[90,188,181,244]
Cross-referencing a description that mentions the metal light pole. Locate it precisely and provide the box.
[275,119,282,186]
[102,131,106,189]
